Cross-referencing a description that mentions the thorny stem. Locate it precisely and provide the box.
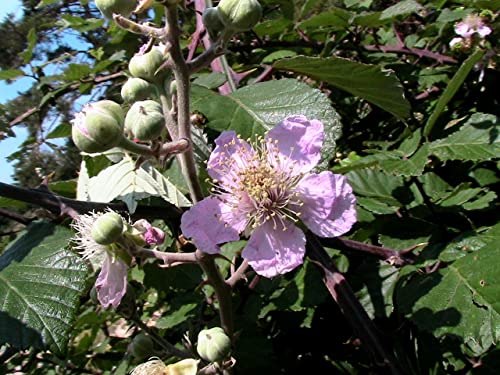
[306,232,405,375]
[164,4,204,203]
[321,237,415,266]
[196,250,234,336]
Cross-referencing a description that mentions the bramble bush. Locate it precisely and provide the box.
[0,0,499,374]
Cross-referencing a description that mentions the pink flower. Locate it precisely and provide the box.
[133,219,165,245]
[72,210,129,308]
[455,14,492,38]
[95,252,128,308]
[181,116,357,278]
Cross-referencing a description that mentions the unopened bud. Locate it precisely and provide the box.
[217,0,262,32]
[95,0,136,19]
[125,100,165,141]
[197,327,231,363]
[71,100,125,153]
[129,45,169,83]
[121,77,157,103]
[129,333,155,360]
[203,7,226,40]
[91,211,124,245]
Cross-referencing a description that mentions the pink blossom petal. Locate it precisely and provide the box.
[303,174,357,237]
[242,221,306,278]
[95,253,128,308]
[449,37,463,48]
[266,115,324,174]
[207,131,255,184]
[181,197,240,254]
[455,22,472,37]
[477,25,492,37]
[295,171,336,223]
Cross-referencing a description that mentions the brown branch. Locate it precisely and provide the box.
[0,182,183,224]
[9,72,125,127]
[306,232,405,375]
[0,207,33,225]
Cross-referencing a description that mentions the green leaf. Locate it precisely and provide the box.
[355,261,399,319]
[424,50,485,137]
[429,113,499,161]
[298,8,351,30]
[0,197,28,209]
[192,72,227,89]
[274,56,410,119]
[36,0,60,7]
[156,303,197,330]
[20,28,37,64]
[87,158,190,212]
[46,122,71,139]
[0,69,25,80]
[48,180,76,198]
[0,222,88,354]
[380,0,423,20]
[63,63,93,81]
[380,143,430,176]
[191,79,342,142]
[398,242,500,356]
[346,169,408,207]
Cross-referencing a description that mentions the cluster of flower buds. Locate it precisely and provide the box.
[71,41,172,154]
[202,0,262,41]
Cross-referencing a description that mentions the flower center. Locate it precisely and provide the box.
[212,136,304,232]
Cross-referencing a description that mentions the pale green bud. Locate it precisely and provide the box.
[90,211,124,245]
[197,327,231,363]
[121,77,157,103]
[129,46,169,84]
[125,100,165,141]
[71,100,125,153]
[217,0,262,32]
[202,7,226,40]
[129,333,155,360]
[94,0,136,19]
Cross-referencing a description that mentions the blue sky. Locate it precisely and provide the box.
[1,0,27,184]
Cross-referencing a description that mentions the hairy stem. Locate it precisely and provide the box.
[164,4,204,203]
[196,250,234,336]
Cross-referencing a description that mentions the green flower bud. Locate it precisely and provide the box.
[121,77,157,103]
[217,0,262,32]
[91,211,124,245]
[197,327,231,363]
[203,7,226,40]
[129,46,169,84]
[94,0,136,19]
[130,333,155,360]
[125,100,165,141]
[71,100,125,153]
